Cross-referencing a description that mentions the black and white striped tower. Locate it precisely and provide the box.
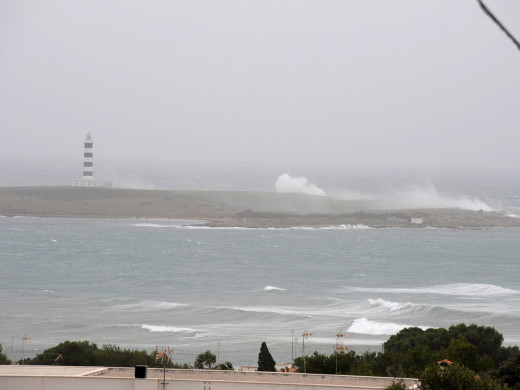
[83,133,94,180]
[73,133,100,187]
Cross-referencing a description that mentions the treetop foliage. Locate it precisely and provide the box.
[419,363,508,390]
[0,345,12,365]
[24,340,188,368]
[194,350,216,369]
[294,323,518,387]
[258,342,276,372]
[385,324,504,363]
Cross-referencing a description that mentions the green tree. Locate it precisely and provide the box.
[258,342,276,372]
[420,363,508,390]
[384,381,408,390]
[294,351,329,374]
[444,336,480,371]
[98,344,164,367]
[337,350,360,375]
[215,361,234,370]
[22,340,186,368]
[385,327,450,355]
[492,351,520,389]
[194,350,216,369]
[384,323,513,374]
[0,345,12,365]
[25,340,98,366]
[447,324,504,363]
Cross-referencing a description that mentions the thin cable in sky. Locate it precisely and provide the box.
[478,0,520,52]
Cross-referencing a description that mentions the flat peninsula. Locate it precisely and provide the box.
[0,186,519,229]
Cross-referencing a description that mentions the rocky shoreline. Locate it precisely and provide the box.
[0,186,519,229]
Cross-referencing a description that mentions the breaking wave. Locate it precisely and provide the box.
[141,324,199,334]
[361,298,432,316]
[133,223,182,228]
[347,318,429,335]
[116,300,188,312]
[264,286,286,291]
[289,224,372,230]
[275,173,325,196]
[340,283,518,297]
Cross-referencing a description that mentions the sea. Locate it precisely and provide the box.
[1,163,520,367]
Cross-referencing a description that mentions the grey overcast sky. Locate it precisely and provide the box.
[1,0,519,173]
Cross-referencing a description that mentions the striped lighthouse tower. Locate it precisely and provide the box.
[83,133,94,180]
[73,133,100,187]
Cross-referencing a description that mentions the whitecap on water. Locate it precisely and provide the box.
[340,283,519,297]
[140,324,199,334]
[264,286,286,291]
[347,318,429,336]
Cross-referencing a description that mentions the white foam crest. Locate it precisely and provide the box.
[264,286,286,291]
[141,324,199,333]
[364,298,428,314]
[367,298,406,311]
[290,224,372,230]
[117,300,188,311]
[212,303,356,318]
[178,225,371,231]
[342,283,518,297]
[275,173,325,196]
[220,305,313,317]
[507,214,520,219]
[133,223,182,228]
[184,225,253,230]
[347,318,428,336]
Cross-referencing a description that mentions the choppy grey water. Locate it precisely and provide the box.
[1,216,519,367]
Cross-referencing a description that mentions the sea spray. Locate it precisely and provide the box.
[332,181,492,211]
[382,182,492,211]
[275,173,326,196]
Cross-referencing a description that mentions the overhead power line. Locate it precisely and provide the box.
[478,0,520,51]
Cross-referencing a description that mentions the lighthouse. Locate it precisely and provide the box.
[83,133,94,179]
[72,133,100,187]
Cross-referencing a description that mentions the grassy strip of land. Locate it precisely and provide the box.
[0,186,519,228]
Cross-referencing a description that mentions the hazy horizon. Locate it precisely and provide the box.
[1,1,519,176]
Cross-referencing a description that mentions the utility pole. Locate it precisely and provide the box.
[290,329,295,364]
[155,346,173,390]
[335,332,344,375]
[21,336,30,365]
[302,331,312,373]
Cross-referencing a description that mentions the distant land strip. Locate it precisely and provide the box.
[0,186,519,229]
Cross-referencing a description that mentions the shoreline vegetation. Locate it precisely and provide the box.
[1,186,519,229]
[4,324,519,389]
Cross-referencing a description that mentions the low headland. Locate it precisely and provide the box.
[1,186,519,228]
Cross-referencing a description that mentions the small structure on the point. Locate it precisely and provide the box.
[410,217,423,225]
[72,133,101,187]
